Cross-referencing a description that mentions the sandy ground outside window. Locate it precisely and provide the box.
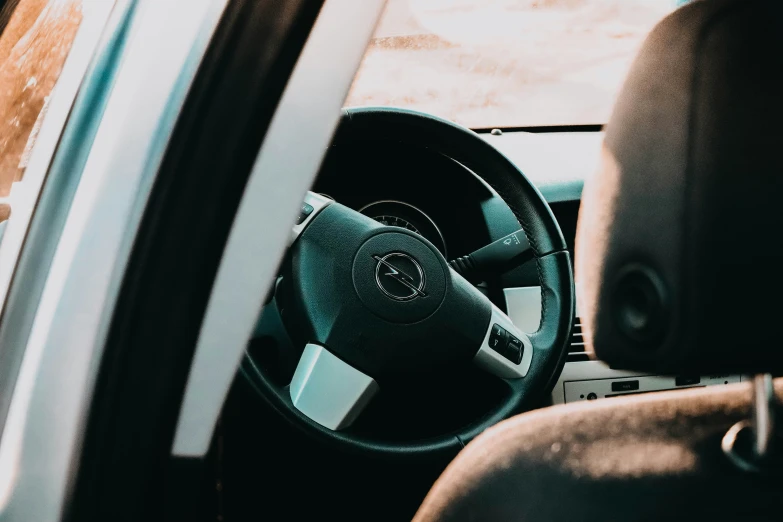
[0,0,82,206]
[346,0,675,128]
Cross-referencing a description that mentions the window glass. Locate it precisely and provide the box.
[346,0,679,128]
[0,0,115,441]
[0,0,83,210]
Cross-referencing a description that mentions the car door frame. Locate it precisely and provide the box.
[0,0,386,521]
[0,0,233,519]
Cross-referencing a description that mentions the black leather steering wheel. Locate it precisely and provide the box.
[242,108,574,458]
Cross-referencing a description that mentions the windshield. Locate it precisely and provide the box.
[346,0,678,128]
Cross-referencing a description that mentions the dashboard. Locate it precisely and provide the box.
[311,129,743,407]
[313,131,586,292]
[314,139,495,261]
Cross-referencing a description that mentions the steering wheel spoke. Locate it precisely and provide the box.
[473,303,534,379]
[289,343,379,431]
[291,191,332,243]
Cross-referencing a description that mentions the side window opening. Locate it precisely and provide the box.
[0,0,83,235]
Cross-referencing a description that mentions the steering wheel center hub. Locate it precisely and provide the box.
[373,252,427,301]
[353,232,447,324]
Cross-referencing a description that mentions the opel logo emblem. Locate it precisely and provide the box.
[372,253,427,301]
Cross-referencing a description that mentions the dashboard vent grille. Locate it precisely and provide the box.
[567,317,588,362]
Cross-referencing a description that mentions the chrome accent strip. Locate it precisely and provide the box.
[503,286,542,333]
[752,374,775,458]
[171,0,387,457]
[290,344,379,431]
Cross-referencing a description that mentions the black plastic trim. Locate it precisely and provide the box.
[473,123,604,134]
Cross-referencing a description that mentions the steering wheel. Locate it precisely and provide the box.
[242,108,574,458]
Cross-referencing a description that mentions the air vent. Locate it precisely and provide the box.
[567,317,589,362]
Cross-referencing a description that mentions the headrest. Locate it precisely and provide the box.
[576,0,783,375]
